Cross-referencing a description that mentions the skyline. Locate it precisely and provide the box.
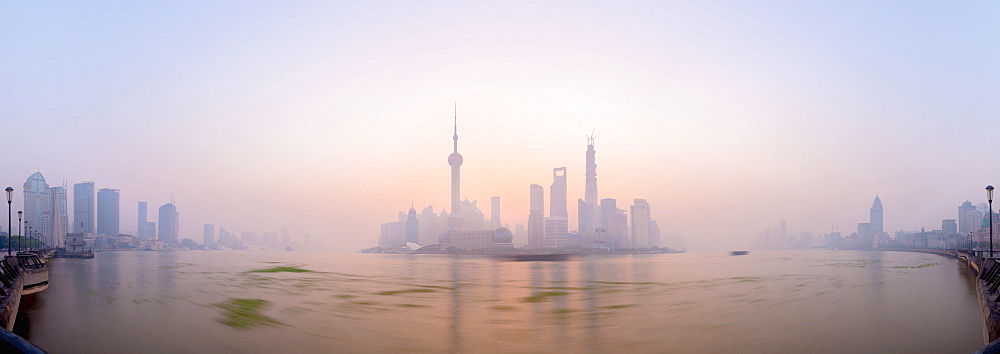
[4,1,999,250]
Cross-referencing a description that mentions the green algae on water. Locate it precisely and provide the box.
[216,298,283,329]
[520,291,569,303]
[249,266,314,273]
[375,288,437,296]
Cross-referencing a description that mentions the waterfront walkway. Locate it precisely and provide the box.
[0,249,54,353]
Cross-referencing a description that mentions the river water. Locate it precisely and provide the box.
[13,250,983,353]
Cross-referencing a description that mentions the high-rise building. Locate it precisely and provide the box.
[530,184,545,216]
[97,188,120,236]
[857,222,872,248]
[543,216,568,248]
[583,134,599,228]
[942,219,957,235]
[23,172,67,248]
[73,181,95,234]
[550,167,567,218]
[138,201,148,237]
[380,222,406,248]
[528,184,545,249]
[577,199,591,233]
[459,199,486,230]
[418,206,440,246]
[650,220,661,247]
[490,197,501,229]
[51,186,68,247]
[959,201,979,235]
[870,194,883,234]
[158,203,179,244]
[204,224,215,247]
[630,199,651,248]
[600,198,629,248]
[405,205,419,244]
[447,105,464,230]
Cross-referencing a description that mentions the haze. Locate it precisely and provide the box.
[3,1,997,251]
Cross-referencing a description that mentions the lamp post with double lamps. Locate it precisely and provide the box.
[989,185,995,258]
[5,187,12,256]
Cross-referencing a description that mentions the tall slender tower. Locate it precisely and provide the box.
[583,133,599,231]
[870,194,883,235]
[447,104,465,229]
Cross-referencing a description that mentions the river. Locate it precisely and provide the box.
[12,250,983,353]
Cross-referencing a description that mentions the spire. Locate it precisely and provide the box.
[453,102,458,153]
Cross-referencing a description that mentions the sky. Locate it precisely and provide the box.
[2,1,999,251]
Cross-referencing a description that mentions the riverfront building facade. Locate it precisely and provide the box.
[73,181,95,234]
[97,188,120,236]
[24,172,68,248]
[158,203,179,244]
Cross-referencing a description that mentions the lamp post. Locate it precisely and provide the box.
[5,187,12,256]
[989,185,995,258]
[17,211,21,251]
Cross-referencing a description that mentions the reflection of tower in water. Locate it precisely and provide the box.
[448,258,463,353]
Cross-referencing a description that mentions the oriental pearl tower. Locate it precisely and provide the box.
[447,104,465,230]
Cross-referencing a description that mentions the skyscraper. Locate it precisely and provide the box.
[405,205,419,244]
[545,168,568,249]
[490,197,501,229]
[528,184,545,249]
[577,198,591,233]
[23,172,67,248]
[97,188,120,236]
[158,203,179,244]
[630,199,651,248]
[447,105,464,230]
[73,181,95,234]
[959,201,978,235]
[204,224,215,247]
[583,134,599,229]
[543,216,568,248]
[870,194,883,235]
[550,167,567,218]
[600,198,628,247]
[530,184,545,216]
[138,201,147,237]
[51,185,68,248]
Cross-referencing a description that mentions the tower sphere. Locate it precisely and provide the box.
[448,152,463,166]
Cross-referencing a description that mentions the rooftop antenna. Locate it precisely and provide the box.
[453,102,459,153]
[586,128,599,145]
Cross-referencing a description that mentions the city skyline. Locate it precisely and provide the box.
[4,2,999,250]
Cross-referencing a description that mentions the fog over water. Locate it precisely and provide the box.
[17,250,981,352]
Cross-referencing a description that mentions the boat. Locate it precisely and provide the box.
[730,250,749,256]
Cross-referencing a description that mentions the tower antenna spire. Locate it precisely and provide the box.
[453,102,458,153]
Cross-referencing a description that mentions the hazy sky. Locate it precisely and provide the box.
[3,1,998,250]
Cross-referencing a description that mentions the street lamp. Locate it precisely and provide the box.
[989,185,995,257]
[5,187,12,256]
[17,211,21,251]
